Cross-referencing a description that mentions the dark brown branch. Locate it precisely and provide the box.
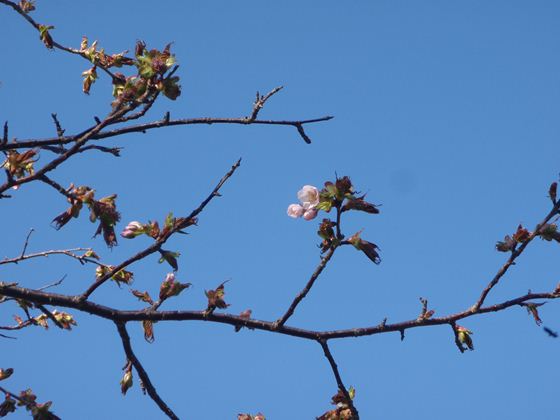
[79,159,241,300]
[0,105,134,196]
[3,283,555,343]
[51,114,65,138]
[274,246,337,328]
[472,201,560,311]
[19,229,34,258]
[0,115,334,152]
[318,339,359,419]
[37,175,75,200]
[115,321,179,420]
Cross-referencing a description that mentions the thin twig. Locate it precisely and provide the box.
[1,248,94,266]
[472,201,560,311]
[79,159,241,300]
[248,86,283,121]
[275,246,338,328]
[37,175,75,200]
[19,229,34,258]
[0,0,122,79]
[115,322,179,420]
[318,339,359,419]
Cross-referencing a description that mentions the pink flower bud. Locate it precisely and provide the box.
[120,221,145,238]
[303,208,318,220]
[287,204,304,218]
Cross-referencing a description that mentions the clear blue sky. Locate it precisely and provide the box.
[1,1,560,419]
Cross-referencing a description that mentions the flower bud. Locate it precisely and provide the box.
[287,204,304,218]
[120,221,145,239]
[303,208,318,221]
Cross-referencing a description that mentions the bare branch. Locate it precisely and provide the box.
[115,322,179,420]
[248,86,283,121]
[1,248,95,266]
[274,246,338,328]
[0,115,334,153]
[318,339,359,419]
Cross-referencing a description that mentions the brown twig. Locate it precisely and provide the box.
[115,321,179,420]
[248,86,283,121]
[318,339,359,419]
[0,115,334,153]
[0,105,134,196]
[274,246,338,328]
[1,248,95,266]
[472,201,560,311]
[0,0,121,79]
[79,159,241,300]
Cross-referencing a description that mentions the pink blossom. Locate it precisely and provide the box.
[303,208,318,220]
[297,185,320,209]
[287,203,304,218]
[120,221,145,238]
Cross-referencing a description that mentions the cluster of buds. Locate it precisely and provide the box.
[111,41,181,108]
[38,24,53,49]
[18,0,35,13]
[80,37,134,69]
[51,310,77,330]
[52,186,121,247]
[121,213,197,241]
[96,265,134,287]
[287,185,321,220]
[205,282,230,316]
[159,273,191,301]
[16,389,59,419]
[317,387,356,420]
[0,394,16,417]
[1,149,37,180]
[288,177,379,221]
[289,177,381,261]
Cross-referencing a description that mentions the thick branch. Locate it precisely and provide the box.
[1,283,556,342]
[115,322,179,420]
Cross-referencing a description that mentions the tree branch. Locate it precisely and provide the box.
[318,339,359,419]
[472,201,560,311]
[115,321,179,420]
[79,159,241,300]
[0,115,334,153]
[274,246,338,328]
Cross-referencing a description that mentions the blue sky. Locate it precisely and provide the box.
[1,1,560,419]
